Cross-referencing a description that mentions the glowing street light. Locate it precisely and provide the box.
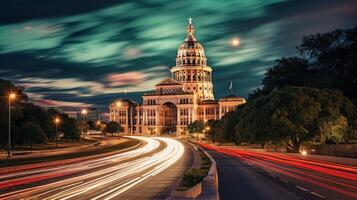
[205,126,210,131]
[81,109,88,143]
[97,120,103,140]
[301,150,307,156]
[54,117,60,148]
[7,93,16,158]
[81,109,88,115]
[231,37,240,47]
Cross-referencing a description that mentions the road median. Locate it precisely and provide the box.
[169,141,219,200]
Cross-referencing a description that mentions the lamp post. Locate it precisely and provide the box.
[96,120,102,140]
[81,109,87,143]
[54,117,60,148]
[7,93,16,158]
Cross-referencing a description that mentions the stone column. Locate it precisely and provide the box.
[188,108,191,124]
[155,108,159,135]
[136,107,140,134]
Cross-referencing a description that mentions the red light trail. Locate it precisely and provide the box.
[199,143,357,199]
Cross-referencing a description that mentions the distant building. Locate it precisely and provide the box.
[78,108,102,122]
[64,111,78,119]
[42,106,63,113]
[109,19,246,135]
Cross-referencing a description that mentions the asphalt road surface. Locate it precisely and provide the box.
[0,136,192,200]
[201,143,357,200]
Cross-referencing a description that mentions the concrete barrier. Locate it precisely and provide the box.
[169,143,219,200]
[170,183,202,199]
[196,147,219,200]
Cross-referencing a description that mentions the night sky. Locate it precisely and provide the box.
[0,0,356,111]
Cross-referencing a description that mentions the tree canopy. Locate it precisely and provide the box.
[251,26,357,105]
[0,79,81,147]
[210,25,357,151]
[20,122,47,149]
[187,120,204,133]
[103,121,123,135]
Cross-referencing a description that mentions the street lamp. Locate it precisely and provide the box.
[81,109,87,143]
[7,93,16,158]
[54,117,60,148]
[96,120,103,140]
[301,150,307,156]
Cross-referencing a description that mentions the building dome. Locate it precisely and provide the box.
[176,18,207,66]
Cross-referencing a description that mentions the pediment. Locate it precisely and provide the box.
[155,78,182,86]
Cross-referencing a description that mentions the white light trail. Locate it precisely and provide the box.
[0,137,185,200]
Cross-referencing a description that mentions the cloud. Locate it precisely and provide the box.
[0,0,356,109]
[27,92,93,108]
[107,72,146,87]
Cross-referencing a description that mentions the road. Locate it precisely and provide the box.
[200,143,357,200]
[0,136,191,200]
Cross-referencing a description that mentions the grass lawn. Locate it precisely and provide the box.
[7,138,98,151]
[0,139,140,168]
[178,147,212,190]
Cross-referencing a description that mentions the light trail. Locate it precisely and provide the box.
[0,137,185,200]
[199,142,357,199]
[0,136,159,189]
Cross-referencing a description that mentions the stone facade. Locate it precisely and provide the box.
[109,19,246,135]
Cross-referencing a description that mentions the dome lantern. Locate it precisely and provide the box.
[176,17,207,67]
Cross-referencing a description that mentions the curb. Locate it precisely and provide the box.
[196,145,220,200]
[169,141,219,200]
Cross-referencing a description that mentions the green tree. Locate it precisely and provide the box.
[77,121,89,134]
[187,120,204,133]
[61,118,81,141]
[250,26,357,105]
[21,122,47,149]
[21,103,56,140]
[239,87,356,152]
[103,121,123,136]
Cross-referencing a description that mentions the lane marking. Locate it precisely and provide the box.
[280,178,288,183]
[268,174,276,178]
[310,192,326,199]
[296,185,308,192]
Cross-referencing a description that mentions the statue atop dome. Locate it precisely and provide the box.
[186,17,196,41]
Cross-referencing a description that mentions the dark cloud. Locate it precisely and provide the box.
[0,0,356,110]
[0,51,109,81]
[0,0,128,25]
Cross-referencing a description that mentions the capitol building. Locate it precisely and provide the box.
[109,19,246,135]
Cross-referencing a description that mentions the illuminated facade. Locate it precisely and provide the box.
[109,19,246,135]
